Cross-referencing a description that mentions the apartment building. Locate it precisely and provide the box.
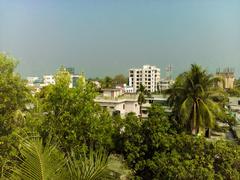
[129,65,160,92]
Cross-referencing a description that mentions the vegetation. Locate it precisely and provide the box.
[117,104,240,179]
[137,84,150,118]
[0,54,32,178]
[166,64,225,136]
[1,54,240,179]
[227,78,240,97]
[10,134,118,180]
[97,74,128,89]
[37,68,114,155]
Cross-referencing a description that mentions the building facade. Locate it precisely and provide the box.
[95,89,140,117]
[129,65,160,93]
[158,79,174,92]
[216,68,235,89]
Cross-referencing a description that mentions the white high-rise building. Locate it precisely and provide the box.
[129,65,160,93]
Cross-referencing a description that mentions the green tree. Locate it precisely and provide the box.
[166,64,224,136]
[120,105,240,179]
[101,76,113,88]
[227,88,240,97]
[38,68,114,155]
[137,84,150,118]
[0,53,31,177]
[112,74,128,87]
[234,78,240,89]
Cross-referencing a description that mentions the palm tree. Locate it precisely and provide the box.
[9,135,121,180]
[137,84,150,118]
[166,64,224,137]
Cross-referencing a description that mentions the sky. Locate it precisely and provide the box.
[0,0,240,78]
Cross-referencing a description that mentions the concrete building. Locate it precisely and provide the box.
[43,75,55,86]
[141,95,171,118]
[95,89,172,118]
[158,79,174,92]
[115,84,135,93]
[228,97,240,122]
[129,65,160,93]
[228,97,240,112]
[95,89,140,117]
[27,77,41,86]
[123,84,135,93]
[27,71,82,93]
[216,68,235,89]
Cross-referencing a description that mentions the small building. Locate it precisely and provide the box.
[27,77,41,86]
[141,95,170,118]
[158,79,174,92]
[102,88,124,98]
[116,84,134,93]
[95,89,140,117]
[228,97,240,112]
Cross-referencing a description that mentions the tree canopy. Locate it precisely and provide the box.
[166,64,224,136]
[0,53,32,177]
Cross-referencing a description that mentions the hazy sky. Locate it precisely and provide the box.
[0,0,240,78]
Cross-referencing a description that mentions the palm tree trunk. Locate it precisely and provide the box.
[139,105,142,119]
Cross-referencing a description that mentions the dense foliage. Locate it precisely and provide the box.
[0,54,32,178]
[37,68,114,155]
[118,104,240,179]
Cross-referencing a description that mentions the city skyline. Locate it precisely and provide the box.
[0,0,240,78]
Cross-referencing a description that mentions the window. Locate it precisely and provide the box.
[238,100,240,105]
[123,104,125,109]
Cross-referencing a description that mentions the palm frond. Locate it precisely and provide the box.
[198,99,215,128]
[66,149,116,180]
[180,97,193,124]
[10,136,66,180]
